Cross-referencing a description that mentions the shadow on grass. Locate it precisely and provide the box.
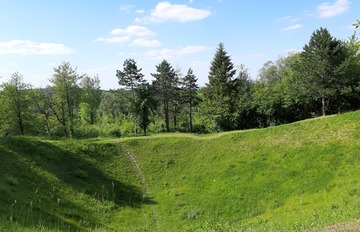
[0,137,156,231]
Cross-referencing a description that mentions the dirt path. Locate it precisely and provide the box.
[117,143,160,231]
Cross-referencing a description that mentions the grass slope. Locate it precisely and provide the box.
[1,111,360,231]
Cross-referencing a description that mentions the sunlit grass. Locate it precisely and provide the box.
[1,111,360,231]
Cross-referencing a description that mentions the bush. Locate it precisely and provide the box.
[191,124,209,134]
[108,128,122,138]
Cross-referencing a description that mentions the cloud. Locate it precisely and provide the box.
[145,48,175,60]
[120,4,135,13]
[282,24,303,31]
[111,25,156,37]
[275,15,300,23]
[0,40,73,55]
[135,9,145,14]
[95,36,131,43]
[318,0,350,18]
[132,38,161,47]
[178,45,211,55]
[139,1,211,23]
[145,45,211,60]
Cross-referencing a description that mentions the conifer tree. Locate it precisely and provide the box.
[151,60,177,132]
[299,28,347,116]
[181,68,199,132]
[204,43,236,131]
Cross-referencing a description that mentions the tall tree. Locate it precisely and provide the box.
[132,83,157,135]
[29,87,56,136]
[49,62,81,138]
[80,75,101,125]
[151,60,177,132]
[0,72,29,136]
[203,43,237,131]
[116,58,145,134]
[299,27,347,116]
[116,59,145,93]
[181,68,199,132]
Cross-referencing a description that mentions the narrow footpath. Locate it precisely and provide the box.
[117,142,160,231]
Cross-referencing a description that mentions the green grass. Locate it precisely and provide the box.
[2,111,360,231]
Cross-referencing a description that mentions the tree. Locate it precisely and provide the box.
[203,43,237,131]
[49,62,81,138]
[29,87,56,136]
[116,59,145,93]
[299,27,347,116]
[132,83,157,135]
[232,64,256,129]
[151,60,177,132]
[0,72,29,136]
[80,75,101,125]
[116,58,146,134]
[181,68,199,132]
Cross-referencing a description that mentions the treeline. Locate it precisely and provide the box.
[1,27,360,138]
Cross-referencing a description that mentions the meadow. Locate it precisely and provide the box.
[1,110,360,231]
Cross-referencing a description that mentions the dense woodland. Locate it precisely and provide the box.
[1,27,360,138]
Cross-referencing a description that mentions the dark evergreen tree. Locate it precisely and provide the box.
[132,83,157,135]
[181,68,199,132]
[116,58,145,134]
[151,60,177,132]
[299,27,347,116]
[204,43,237,131]
[116,59,145,93]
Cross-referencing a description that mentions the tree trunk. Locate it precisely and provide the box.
[321,94,326,116]
[164,100,170,132]
[189,103,193,132]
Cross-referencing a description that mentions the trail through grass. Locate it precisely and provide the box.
[1,111,360,231]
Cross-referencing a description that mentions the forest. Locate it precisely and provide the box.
[1,27,360,138]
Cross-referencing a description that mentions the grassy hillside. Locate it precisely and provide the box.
[1,111,360,231]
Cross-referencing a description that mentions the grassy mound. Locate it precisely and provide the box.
[1,111,360,231]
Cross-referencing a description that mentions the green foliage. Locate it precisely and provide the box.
[49,62,81,138]
[116,58,145,92]
[298,27,348,116]
[79,75,101,125]
[152,60,178,132]
[203,43,237,131]
[181,68,200,132]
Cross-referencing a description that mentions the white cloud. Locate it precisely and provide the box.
[145,48,175,60]
[111,25,156,37]
[0,40,73,55]
[145,45,211,60]
[140,1,211,23]
[275,15,300,23]
[95,36,131,43]
[318,0,350,18]
[132,38,161,47]
[135,9,145,14]
[178,45,211,55]
[120,4,135,13]
[282,24,303,31]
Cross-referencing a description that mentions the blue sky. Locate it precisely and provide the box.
[0,0,358,89]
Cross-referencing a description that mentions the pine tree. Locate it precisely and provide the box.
[151,60,177,132]
[116,59,145,93]
[181,68,199,132]
[299,27,347,116]
[204,43,236,131]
